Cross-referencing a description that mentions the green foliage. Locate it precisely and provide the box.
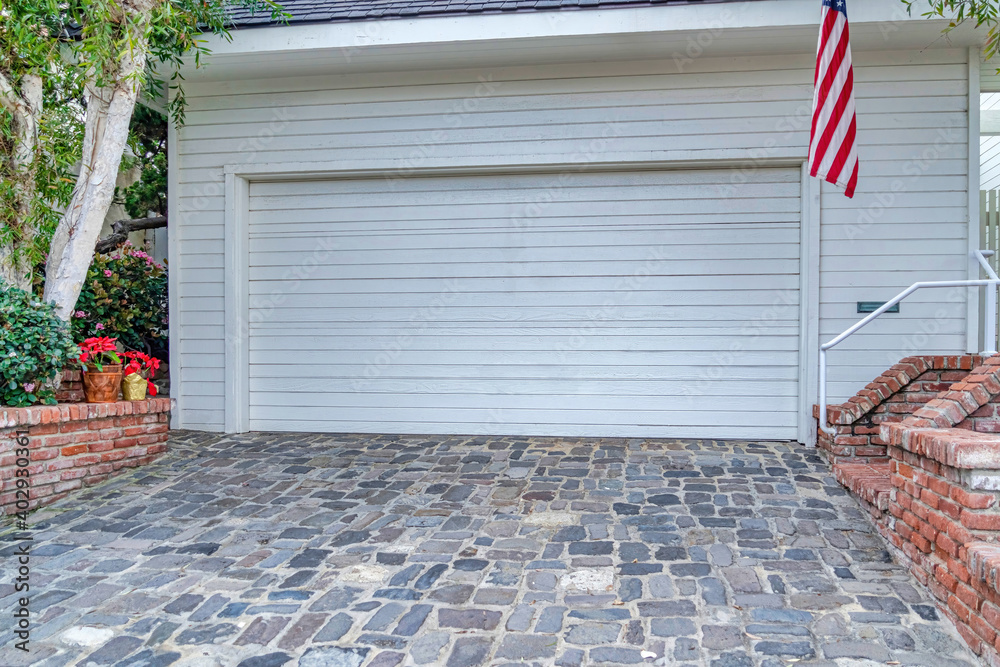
[0,281,79,407]
[1,0,287,290]
[0,4,85,278]
[904,1,1000,60]
[120,105,167,218]
[72,246,167,356]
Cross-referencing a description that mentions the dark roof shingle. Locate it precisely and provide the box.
[229,0,746,27]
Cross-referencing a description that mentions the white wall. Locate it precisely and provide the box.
[172,48,971,431]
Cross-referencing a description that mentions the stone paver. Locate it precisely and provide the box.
[0,431,982,666]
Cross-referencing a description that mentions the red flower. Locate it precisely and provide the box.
[79,337,121,368]
[123,350,162,382]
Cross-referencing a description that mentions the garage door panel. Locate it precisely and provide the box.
[249,198,800,221]
[249,349,800,367]
[250,168,800,197]
[249,227,798,252]
[249,324,803,336]
[248,274,800,296]
[247,259,799,279]
[247,167,801,438]
[251,377,799,396]
[249,305,798,325]
[249,421,794,439]
[249,242,801,265]
[248,333,799,353]
[250,364,801,382]
[249,391,799,413]
[248,405,796,428]
[249,212,801,232]
[250,171,798,202]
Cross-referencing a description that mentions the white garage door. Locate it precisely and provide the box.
[247,167,801,439]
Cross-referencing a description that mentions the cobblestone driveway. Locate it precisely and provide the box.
[0,432,982,667]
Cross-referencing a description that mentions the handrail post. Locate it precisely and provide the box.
[818,347,833,436]
[989,280,999,356]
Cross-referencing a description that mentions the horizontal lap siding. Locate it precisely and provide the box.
[174,48,971,430]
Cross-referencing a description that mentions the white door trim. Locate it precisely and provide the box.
[223,155,810,437]
[224,173,251,433]
[798,162,821,446]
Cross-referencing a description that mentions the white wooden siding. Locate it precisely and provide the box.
[173,48,971,432]
[246,168,800,438]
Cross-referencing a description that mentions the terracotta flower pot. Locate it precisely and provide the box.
[122,373,148,401]
[85,363,122,374]
[83,370,123,403]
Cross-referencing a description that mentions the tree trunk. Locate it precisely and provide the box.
[0,73,42,291]
[44,42,148,320]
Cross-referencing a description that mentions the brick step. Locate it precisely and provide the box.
[833,461,891,511]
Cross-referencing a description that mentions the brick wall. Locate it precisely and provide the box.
[831,356,1000,666]
[55,370,84,403]
[0,399,172,515]
[815,355,983,463]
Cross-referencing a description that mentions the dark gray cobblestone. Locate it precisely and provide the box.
[0,431,982,666]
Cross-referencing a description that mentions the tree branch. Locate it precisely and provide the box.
[94,215,166,254]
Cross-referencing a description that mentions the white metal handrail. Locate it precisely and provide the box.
[817,249,1000,438]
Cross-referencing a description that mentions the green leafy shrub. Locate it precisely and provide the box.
[72,245,168,356]
[0,282,80,407]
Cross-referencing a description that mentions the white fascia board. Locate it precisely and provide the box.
[202,0,955,58]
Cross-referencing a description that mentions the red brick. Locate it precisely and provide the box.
[957,582,981,610]
[953,488,998,510]
[940,497,963,520]
[984,601,1000,629]
[950,594,973,624]
[60,444,88,457]
[962,513,1000,531]
[947,521,975,547]
[100,450,129,463]
[59,468,87,481]
[956,621,984,655]
[922,488,942,510]
[936,531,960,558]
[919,520,939,543]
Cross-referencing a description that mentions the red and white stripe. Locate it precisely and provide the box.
[808,0,859,198]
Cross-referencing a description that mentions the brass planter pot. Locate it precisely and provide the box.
[122,373,148,401]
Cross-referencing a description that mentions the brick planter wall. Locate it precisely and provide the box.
[55,370,85,403]
[0,399,172,515]
[815,355,983,463]
[829,356,1000,665]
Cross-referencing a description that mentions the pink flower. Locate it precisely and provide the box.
[104,269,113,277]
[74,310,86,318]
[22,383,35,393]
[95,323,105,331]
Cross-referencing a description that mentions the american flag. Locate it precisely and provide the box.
[809,0,858,198]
